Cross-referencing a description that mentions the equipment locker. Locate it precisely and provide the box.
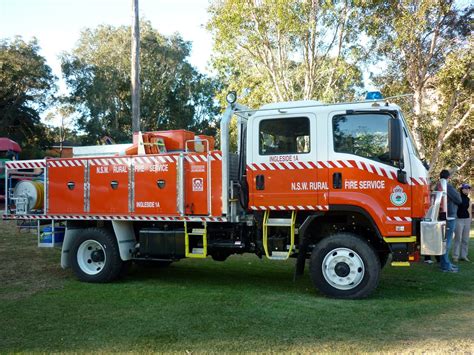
[88,157,130,214]
[184,153,209,215]
[133,155,179,215]
[47,158,86,214]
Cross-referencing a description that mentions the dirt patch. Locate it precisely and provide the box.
[0,220,67,300]
[381,338,474,354]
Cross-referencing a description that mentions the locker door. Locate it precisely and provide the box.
[133,155,179,215]
[47,159,86,214]
[184,153,209,215]
[89,157,129,214]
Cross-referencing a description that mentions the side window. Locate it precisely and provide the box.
[333,113,393,165]
[259,117,310,155]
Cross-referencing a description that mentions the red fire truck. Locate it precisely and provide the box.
[3,94,441,299]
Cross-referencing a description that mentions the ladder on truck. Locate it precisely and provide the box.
[262,210,297,260]
[184,221,207,258]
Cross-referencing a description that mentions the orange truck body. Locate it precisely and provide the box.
[45,153,223,217]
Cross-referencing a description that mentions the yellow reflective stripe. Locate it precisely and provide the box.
[383,236,417,243]
[391,261,411,267]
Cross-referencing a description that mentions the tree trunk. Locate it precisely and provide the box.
[324,0,348,99]
[411,88,425,158]
[429,102,472,174]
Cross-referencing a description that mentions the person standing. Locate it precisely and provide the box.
[438,169,462,273]
[453,183,471,262]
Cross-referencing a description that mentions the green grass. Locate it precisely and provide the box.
[1,221,473,353]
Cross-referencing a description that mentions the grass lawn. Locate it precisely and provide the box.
[0,220,473,353]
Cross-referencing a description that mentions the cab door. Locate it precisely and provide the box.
[327,110,413,236]
[247,114,322,210]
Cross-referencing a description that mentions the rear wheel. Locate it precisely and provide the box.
[70,228,124,283]
[310,233,381,299]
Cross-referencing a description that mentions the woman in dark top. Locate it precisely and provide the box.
[453,183,471,262]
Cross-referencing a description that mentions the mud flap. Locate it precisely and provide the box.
[111,220,136,261]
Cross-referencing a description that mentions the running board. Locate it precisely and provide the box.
[262,210,296,261]
[184,222,207,258]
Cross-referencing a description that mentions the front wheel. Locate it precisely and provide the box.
[310,233,381,299]
[69,228,125,283]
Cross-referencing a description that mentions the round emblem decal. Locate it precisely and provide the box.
[390,185,407,206]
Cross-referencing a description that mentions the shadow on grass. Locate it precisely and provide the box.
[126,254,472,301]
[128,256,308,293]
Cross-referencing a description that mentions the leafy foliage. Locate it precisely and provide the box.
[425,47,473,182]
[208,0,365,107]
[0,37,56,158]
[61,22,220,145]
[1,1,471,179]
[366,1,472,179]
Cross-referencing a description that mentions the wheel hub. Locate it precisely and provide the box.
[90,250,105,263]
[77,240,107,275]
[334,262,350,277]
[322,248,365,290]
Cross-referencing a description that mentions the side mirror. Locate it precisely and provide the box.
[397,170,407,184]
[422,158,430,170]
[388,117,403,161]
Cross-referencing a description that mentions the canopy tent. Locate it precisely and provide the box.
[0,138,21,152]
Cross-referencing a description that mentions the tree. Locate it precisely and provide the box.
[0,37,56,158]
[207,0,365,107]
[44,99,81,154]
[424,46,473,180]
[367,1,473,180]
[365,0,472,162]
[61,22,220,145]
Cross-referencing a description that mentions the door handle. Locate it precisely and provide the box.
[256,175,265,190]
[110,180,119,190]
[333,172,342,189]
[67,182,75,190]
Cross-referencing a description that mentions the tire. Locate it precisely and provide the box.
[310,233,381,299]
[69,228,124,283]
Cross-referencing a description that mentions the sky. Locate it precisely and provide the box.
[0,0,213,77]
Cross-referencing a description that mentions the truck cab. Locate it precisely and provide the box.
[243,101,430,236]
[223,98,431,298]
